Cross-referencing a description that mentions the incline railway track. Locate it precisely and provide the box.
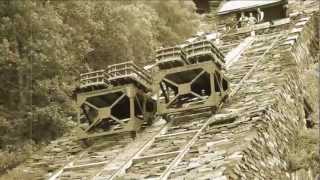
[108,33,286,180]
[49,120,166,179]
[47,20,291,180]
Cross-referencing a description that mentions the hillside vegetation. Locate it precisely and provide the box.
[0,0,200,174]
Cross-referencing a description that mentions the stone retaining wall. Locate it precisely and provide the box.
[224,11,319,180]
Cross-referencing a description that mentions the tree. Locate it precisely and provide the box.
[0,0,200,148]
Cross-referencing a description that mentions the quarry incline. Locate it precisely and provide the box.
[8,1,319,180]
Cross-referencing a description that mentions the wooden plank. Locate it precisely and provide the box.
[132,151,180,164]
[74,129,128,140]
[64,161,109,171]
[155,130,198,141]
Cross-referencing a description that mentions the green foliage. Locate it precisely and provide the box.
[286,128,320,175]
[31,105,69,143]
[0,170,36,180]
[0,144,33,174]
[0,105,68,148]
[0,0,200,173]
[53,0,199,68]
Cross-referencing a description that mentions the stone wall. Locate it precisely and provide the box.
[224,11,319,180]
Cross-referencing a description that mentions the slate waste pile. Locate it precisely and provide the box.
[217,32,249,55]
[17,120,169,179]
[57,123,167,180]
[57,135,131,180]
[15,131,84,179]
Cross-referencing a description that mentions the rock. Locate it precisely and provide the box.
[51,148,63,153]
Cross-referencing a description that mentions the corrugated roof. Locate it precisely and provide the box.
[218,0,283,15]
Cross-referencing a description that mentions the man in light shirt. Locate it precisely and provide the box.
[257,8,264,23]
[248,12,257,36]
[248,12,257,26]
[238,12,249,28]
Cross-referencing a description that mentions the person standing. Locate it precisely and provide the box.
[238,12,249,28]
[257,8,264,23]
[248,12,257,36]
[248,12,257,26]
[283,4,289,18]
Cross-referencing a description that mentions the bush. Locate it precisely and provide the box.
[31,105,69,143]
[0,143,33,174]
[286,128,320,175]
[0,167,36,180]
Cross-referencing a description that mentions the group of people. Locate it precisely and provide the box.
[238,8,264,28]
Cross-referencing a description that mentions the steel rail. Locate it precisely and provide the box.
[160,32,286,179]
